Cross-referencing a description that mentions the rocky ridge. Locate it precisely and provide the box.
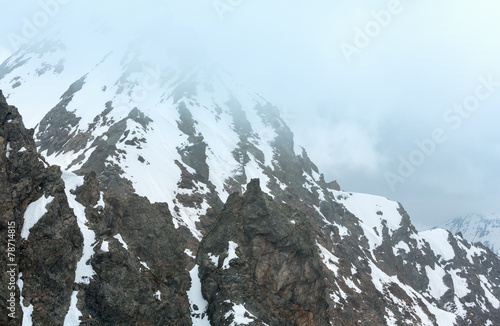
[0,90,82,325]
[197,179,330,325]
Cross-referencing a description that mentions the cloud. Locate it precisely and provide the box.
[295,119,384,177]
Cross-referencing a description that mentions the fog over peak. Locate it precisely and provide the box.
[1,0,500,229]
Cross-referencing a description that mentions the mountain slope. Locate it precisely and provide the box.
[439,212,500,256]
[1,5,500,325]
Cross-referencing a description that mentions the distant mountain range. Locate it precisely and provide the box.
[439,212,500,256]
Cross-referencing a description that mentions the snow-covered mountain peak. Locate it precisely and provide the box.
[439,212,500,256]
[1,31,310,243]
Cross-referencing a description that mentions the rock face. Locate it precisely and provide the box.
[1,92,192,325]
[81,190,192,326]
[0,90,82,325]
[198,179,329,325]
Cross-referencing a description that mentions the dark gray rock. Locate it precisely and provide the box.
[198,179,330,325]
[0,90,83,325]
[74,179,192,325]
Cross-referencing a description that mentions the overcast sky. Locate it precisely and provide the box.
[1,0,500,230]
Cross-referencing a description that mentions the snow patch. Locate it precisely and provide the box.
[335,224,350,238]
[317,243,339,276]
[243,155,273,197]
[410,233,426,250]
[62,172,96,284]
[425,265,448,299]
[222,241,239,270]
[187,265,210,325]
[224,303,256,325]
[478,275,500,308]
[208,253,219,266]
[5,142,12,158]
[17,273,34,326]
[185,249,196,259]
[393,241,410,256]
[456,240,486,264]
[63,291,82,326]
[94,191,105,208]
[344,277,362,293]
[332,190,403,233]
[385,308,398,326]
[114,234,129,250]
[449,269,470,298]
[420,229,455,261]
[101,240,109,252]
[331,190,403,252]
[351,265,357,275]
[139,259,150,270]
[21,194,54,240]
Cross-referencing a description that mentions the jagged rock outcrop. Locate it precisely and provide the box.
[79,190,192,325]
[0,90,83,325]
[69,171,191,325]
[198,179,330,325]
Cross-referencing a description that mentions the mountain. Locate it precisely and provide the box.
[1,4,500,325]
[439,213,500,256]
